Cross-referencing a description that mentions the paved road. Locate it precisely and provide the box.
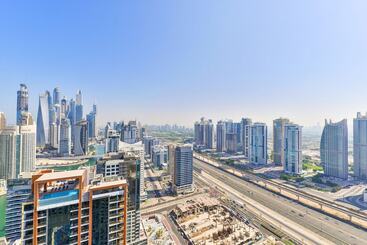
[194,159,367,245]
[141,192,206,215]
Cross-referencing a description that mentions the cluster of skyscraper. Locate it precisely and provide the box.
[0,84,36,180]
[196,114,367,180]
[195,117,302,174]
[36,87,97,156]
[104,120,145,154]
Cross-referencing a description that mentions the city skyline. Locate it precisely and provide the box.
[1,1,367,126]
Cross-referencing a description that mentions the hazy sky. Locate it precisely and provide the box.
[1,1,367,127]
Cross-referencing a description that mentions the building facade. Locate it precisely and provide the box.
[59,118,72,156]
[225,133,237,154]
[5,177,32,243]
[194,118,214,149]
[320,119,348,180]
[19,169,128,245]
[241,118,252,159]
[0,115,36,179]
[173,144,194,195]
[250,123,267,165]
[36,92,50,147]
[16,84,29,125]
[273,118,290,165]
[284,124,302,174]
[73,120,88,156]
[0,126,20,179]
[96,152,146,244]
[152,145,168,169]
[354,113,367,179]
[86,105,97,139]
[216,121,226,152]
[0,112,6,130]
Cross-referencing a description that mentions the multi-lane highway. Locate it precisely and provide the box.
[194,159,367,245]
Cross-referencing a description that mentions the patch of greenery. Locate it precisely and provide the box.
[303,162,323,172]
[280,173,304,182]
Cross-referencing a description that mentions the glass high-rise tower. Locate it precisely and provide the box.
[16,84,29,125]
[353,113,367,179]
[320,119,348,180]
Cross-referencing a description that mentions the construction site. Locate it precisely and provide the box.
[171,197,262,245]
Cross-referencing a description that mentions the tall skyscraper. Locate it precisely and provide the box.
[234,122,242,146]
[59,118,71,156]
[73,120,88,156]
[75,90,83,123]
[86,104,97,138]
[167,144,176,179]
[16,84,29,125]
[49,123,59,149]
[68,99,76,141]
[0,112,6,130]
[250,123,268,165]
[354,113,367,179]
[195,118,215,149]
[60,96,68,116]
[284,124,302,174]
[19,169,128,245]
[36,92,50,147]
[19,113,36,174]
[216,121,226,152]
[53,87,61,105]
[273,118,290,165]
[194,121,203,145]
[0,126,20,179]
[204,119,215,149]
[241,118,252,159]
[173,144,194,195]
[320,119,348,180]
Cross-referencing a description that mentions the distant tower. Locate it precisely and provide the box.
[250,123,267,165]
[19,112,36,173]
[86,104,97,138]
[273,118,290,165]
[59,118,71,156]
[73,120,88,156]
[0,112,6,130]
[36,92,50,147]
[16,84,29,125]
[284,124,302,174]
[0,126,20,179]
[353,113,367,179]
[320,119,348,179]
[60,96,68,117]
[241,118,252,159]
[53,87,60,105]
[75,90,83,123]
[216,121,227,152]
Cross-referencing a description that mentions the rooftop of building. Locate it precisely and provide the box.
[35,169,86,183]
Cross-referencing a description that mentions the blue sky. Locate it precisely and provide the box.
[0,1,367,127]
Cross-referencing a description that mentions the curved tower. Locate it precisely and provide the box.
[320,119,348,179]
